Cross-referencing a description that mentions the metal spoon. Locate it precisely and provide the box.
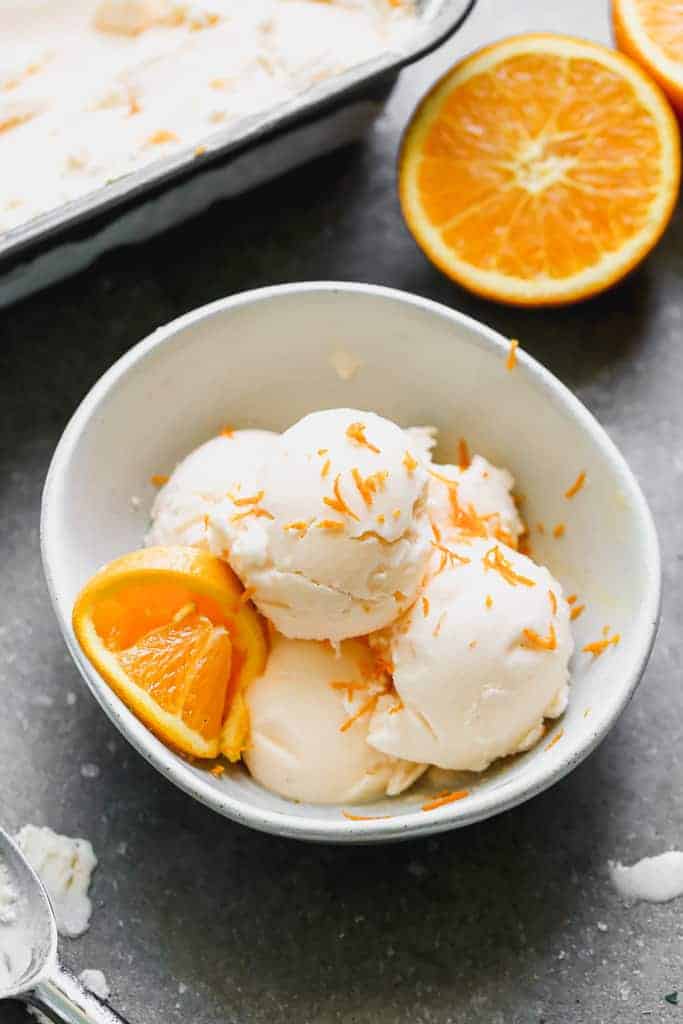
[0,826,129,1024]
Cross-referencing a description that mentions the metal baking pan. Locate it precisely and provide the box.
[0,0,475,308]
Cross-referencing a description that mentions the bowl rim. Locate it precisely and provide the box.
[41,281,662,843]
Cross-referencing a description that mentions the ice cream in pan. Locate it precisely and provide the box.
[73,408,573,805]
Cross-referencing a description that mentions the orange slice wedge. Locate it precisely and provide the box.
[72,546,267,760]
[399,33,680,306]
[613,0,683,115]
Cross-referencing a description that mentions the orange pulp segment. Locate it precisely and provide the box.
[612,0,683,115]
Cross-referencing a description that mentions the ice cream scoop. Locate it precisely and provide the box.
[219,409,432,641]
[244,635,425,804]
[367,538,572,771]
[427,455,524,547]
[147,429,277,550]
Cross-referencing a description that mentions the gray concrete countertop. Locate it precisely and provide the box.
[2,2,681,1022]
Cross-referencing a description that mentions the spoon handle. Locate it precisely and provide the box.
[27,964,131,1024]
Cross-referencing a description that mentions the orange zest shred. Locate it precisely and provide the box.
[450,496,489,540]
[548,590,558,615]
[553,523,566,538]
[388,699,404,715]
[339,694,379,733]
[317,448,328,456]
[230,507,274,523]
[422,596,430,617]
[317,519,345,532]
[331,680,368,700]
[570,604,585,621]
[351,468,389,508]
[342,811,392,821]
[283,520,310,534]
[583,631,620,657]
[458,438,471,470]
[392,509,401,520]
[229,490,264,507]
[394,591,406,603]
[150,474,169,487]
[220,425,235,437]
[432,541,471,569]
[422,789,469,812]
[324,474,360,521]
[545,728,564,752]
[506,338,519,370]
[210,764,225,777]
[433,611,447,637]
[146,129,178,145]
[321,458,331,478]
[376,513,385,525]
[521,624,557,651]
[403,450,418,474]
[485,594,493,609]
[567,594,578,605]
[431,519,442,544]
[565,471,587,499]
[482,545,535,587]
[346,422,380,454]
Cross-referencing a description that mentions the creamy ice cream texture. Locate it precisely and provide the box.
[15,825,97,938]
[367,538,572,772]
[0,0,415,234]
[245,634,425,804]
[427,455,524,546]
[148,429,277,549]
[220,409,433,642]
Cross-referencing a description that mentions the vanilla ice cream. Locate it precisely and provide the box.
[367,538,572,771]
[0,1,415,234]
[244,635,425,804]
[428,455,524,546]
[147,429,277,550]
[217,409,433,641]
[14,826,97,938]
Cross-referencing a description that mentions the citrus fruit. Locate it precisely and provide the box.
[613,0,683,115]
[399,33,680,306]
[72,546,267,760]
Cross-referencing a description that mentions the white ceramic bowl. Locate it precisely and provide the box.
[41,283,660,843]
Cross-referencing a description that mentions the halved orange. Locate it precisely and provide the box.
[399,33,680,306]
[72,546,267,760]
[613,0,683,116]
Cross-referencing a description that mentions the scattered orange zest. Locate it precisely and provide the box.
[422,596,430,617]
[321,459,331,478]
[567,594,578,605]
[548,590,558,615]
[506,338,519,370]
[231,507,274,523]
[317,519,345,532]
[331,680,368,700]
[394,591,407,603]
[150,474,169,487]
[431,519,442,543]
[376,513,385,525]
[458,438,471,470]
[388,700,404,715]
[146,129,178,145]
[346,422,380,454]
[545,728,564,751]
[583,631,621,657]
[432,542,471,568]
[283,520,309,534]
[220,426,235,437]
[339,694,379,733]
[433,611,447,637]
[392,509,401,520]
[482,545,535,587]
[317,448,328,456]
[422,789,469,812]
[565,471,587,499]
[351,468,389,508]
[210,764,225,777]
[229,490,264,507]
[521,624,557,651]
[403,450,418,474]
[324,474,360,521]
[553,523,566,538]
[570,604,585,621]
[485,594,493,609]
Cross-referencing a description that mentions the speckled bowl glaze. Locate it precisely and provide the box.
[41,283,660,843]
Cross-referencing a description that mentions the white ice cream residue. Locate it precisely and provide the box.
[15,826,98,938]
[79,968,111,1001]
[0,0,415,234]
[0,862,18,926]
[609,851,683,903]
